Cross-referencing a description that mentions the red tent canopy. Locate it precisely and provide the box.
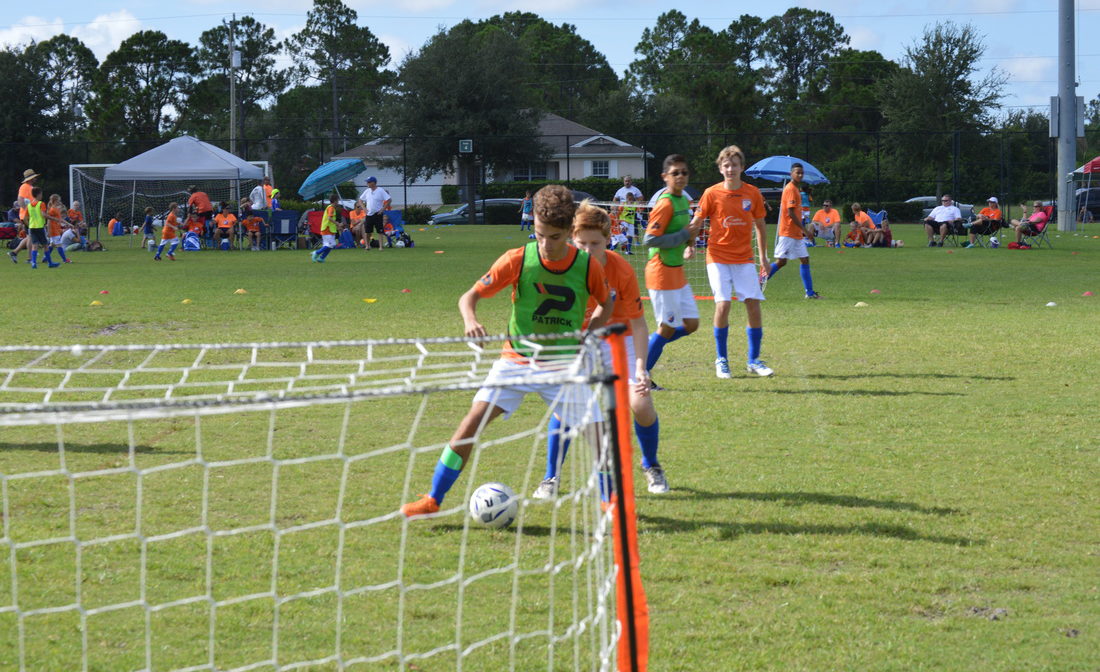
[1080,157,1100,173]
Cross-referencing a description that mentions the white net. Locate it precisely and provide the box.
[69,163,268,233]
[0,335,622,671]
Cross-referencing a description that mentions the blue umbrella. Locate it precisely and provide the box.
[744,155,829,185]
[297,158,367,200]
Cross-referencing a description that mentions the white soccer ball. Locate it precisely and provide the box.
[395,239,406,247]
[469,482,518,528]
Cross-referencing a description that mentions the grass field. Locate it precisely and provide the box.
[1,223,1098,671]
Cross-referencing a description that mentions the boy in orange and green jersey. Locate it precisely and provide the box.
[402,185,612,518]
[311,194,341,263]
[643,154,704,389]
[25,187,49,269]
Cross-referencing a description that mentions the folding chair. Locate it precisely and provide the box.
[269,210,299,250]
[1021,206,1054,248]
[866,210,890,247]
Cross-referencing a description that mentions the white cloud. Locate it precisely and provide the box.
[0,16,65,49]
[379,33,413,67]
[71,10,143,61]
[1002,56,1055,85]
[848,25,881,52]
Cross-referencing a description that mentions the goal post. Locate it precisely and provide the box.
[0,331,647,671]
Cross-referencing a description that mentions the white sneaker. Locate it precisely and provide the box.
[644,467,669,494]
[747,359,774,377]
[714,357,731,379]
[531,477,559,500]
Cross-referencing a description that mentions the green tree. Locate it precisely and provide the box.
[762,7,849,127]
[185,16,289,141]
[26,35,98,138]
[87,30,199,143]
[283,0,391,150]
[383,21,547,219]
[878,21,1006,192]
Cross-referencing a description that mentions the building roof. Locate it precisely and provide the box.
[334,113,648,161]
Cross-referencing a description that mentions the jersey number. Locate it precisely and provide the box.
[533,283,576,316]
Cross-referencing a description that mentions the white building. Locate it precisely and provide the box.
[333,113,650,207]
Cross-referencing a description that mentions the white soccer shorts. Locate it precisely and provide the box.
[473,357,600,425]
[321,233,336,248]
[647,285,699,328]
[48,235,62,246]
[707,263,764,302]
[774,235,809,260]
[599,335,639,384]
[610,233,627,247]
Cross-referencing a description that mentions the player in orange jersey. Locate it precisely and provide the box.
[43,194,71,266]
[691,145,772,378]
[766,163,820,298]
[154,203,180,260]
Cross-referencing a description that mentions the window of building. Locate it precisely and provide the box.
[514,163,548,181]
[590,160,610,178]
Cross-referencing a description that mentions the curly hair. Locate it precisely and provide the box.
[533,184,576,230]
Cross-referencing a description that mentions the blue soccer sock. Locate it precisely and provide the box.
[636,417,660,469]
[714,326,729,359]
[57,247,68,262]
[545,415,572,480]
[646,333,670,371]
[168,241,178,255]
[319,245,333,259]
[747,327,763,362]
[44,248,53,264]
[156,243,165,257]
[668,325,689,342]
[799,263,815,294]
[428,445,464,504]
[768,262,780,279]
[31,250,38,265]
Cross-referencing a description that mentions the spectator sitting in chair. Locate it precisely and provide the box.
[213,202,237,250]
[965,197,1003,248]
[923,195,963,247]
[1011,201,1048,245]
[811,199,842,246]
[850,202,881,247]
[382,214,397,248]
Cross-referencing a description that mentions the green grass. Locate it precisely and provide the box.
[1,224,1099,671]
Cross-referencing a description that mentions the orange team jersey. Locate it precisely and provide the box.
[696,182,766,265]
[243,216,262,232]
[474,246,609,361]
[643,196,688,291]
[778,182,803,238]
[812,208,841,226]
[583,250,642,335]
[350,209,365,225]
[979,207,1002,221]
[854,211,875,229]
[67,209,83,226]
[214,213,237,229]
[18,182,32,221]
[846,228,863,244]
[47,207,63,237]
[108,218,120,230]
[162,213,178,239]
[188,192,213,213]
[186,216,203,234]
[610,220,623,236]
[383,222,394,234]
[263,184,273,207]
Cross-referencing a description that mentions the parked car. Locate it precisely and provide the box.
[905,196,974,221]
[429,199,524,226]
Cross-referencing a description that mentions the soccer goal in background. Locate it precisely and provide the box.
[0,332,647,671]
[69,161,269,236]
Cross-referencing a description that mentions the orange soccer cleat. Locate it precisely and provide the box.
[401,494,440,518]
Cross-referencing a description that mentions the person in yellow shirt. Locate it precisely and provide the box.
[311,193,342,263]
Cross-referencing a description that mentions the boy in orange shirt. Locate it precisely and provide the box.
[213,202,237,250]
[691,145,772,378]
[766,163,820,298]
[44,194,71,266]
[401,185,612,518]
[154,203,180,260]
[643,154,703,389]
[965,197,1003,248]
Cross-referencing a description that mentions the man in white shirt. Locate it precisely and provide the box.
[249,183,266,212]
[923,195,963,247]
[357,177,392,250]
[613,175,643,203]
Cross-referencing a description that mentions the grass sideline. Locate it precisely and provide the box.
[1,223,1098,671]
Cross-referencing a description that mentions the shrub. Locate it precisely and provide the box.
[441,185,460,204]
[401,203,433,227]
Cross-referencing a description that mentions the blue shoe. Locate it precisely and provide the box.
[48,262,60,268]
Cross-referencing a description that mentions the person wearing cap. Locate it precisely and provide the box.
[965,197,1003,248]
[357,177,391,250]
[811,199,842,246]
[9,169,39,263]
[269,188,281,212]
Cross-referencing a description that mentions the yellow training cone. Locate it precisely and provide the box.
[89,300,103,306]
[363,298,377,303]
[181,298,193,304]
[234,288,248,294]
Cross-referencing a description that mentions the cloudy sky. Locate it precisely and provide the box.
[3,0,1098,113]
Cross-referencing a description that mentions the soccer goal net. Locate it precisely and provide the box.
[69,162,269,233]
[0,332,646,671]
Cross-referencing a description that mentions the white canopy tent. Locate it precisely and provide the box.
[72,136,268,238]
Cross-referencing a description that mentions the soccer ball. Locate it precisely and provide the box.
[469,482,518,528]
[892,239,905,248]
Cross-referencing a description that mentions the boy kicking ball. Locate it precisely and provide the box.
[401,185,612,518]
[691,145,773,377]
[535,201,666,496]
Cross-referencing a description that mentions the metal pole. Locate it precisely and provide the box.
[1057,0,1077,231]
[229,15,237,156]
